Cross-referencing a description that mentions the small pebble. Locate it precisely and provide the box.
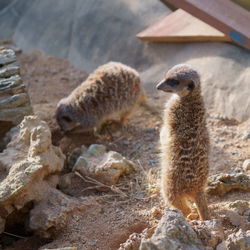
[122,140,130,145]
[214,137,225,143]
[243,131,250,141]
[242,159,250,172]
[145,128,154,134]
[149,159,157,164]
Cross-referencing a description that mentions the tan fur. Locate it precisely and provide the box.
[56,62,146,132]
[157,64,210,220]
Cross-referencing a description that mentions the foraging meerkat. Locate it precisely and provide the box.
[157,64,210,220]
[56,62,146,132]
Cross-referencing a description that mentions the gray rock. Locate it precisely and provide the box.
[226,229,250,250]
[0,64,20,78]
[0,49,32,128]
[0,49,16,65]
[0,75,22,88]
[72,156,89,176]
[228,200,250,215]
[140,209,204,250]
[67,147,86,170]
[0,93,29,109]
[206,173,250,196]
[87,144,106,156]
[190,219,224,248]
[0,106,33,123]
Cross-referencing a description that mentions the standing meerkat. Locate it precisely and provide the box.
[157,64,210,220]
[56,62,146,133]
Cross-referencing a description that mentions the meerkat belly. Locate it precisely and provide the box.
[168,146,208,191]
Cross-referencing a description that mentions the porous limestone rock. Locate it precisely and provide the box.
[206,173,250,196]
[119,228,154,250]
[70,145,136,186]
[0,116,65,233]
[140,209,204,250]
[227,200,250,215]
[225,229,250,250]
[190,219,224,248]
[29,187,95,238]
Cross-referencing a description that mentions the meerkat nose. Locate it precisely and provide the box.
[156,80,166,91]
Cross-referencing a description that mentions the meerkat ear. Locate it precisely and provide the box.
[187,80,195,91]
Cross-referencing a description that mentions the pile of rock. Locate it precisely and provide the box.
[0,116,94,237]
[0,48,32,150]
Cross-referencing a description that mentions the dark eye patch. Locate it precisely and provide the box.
[168,79,179,86]
[187,81,195,90]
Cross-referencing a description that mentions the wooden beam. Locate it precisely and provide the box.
[137,9,231,42]
[160,0,250,49]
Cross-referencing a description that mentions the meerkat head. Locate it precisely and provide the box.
[56,99,80,132]
[156,64,200,97]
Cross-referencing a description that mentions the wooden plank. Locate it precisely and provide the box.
[161,0,250,49]
[137,9,231,42]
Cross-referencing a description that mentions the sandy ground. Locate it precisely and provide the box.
[4,50,250,250]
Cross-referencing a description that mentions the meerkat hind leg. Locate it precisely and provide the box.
[171,195,192,217]
[191,191,210,220]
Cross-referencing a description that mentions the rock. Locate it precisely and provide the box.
[227,200,250,215]
[67,146,86,170]
[0,49,16,65]
[243,131,250,141]
[225,229,250,250]
[0,217,5,233]
[46,174,59,188]
[43,248,77,250]
[71,146,136,186]
[0,93,29,109]
[119,228,154,250]
[0,48,32,150]
[72,156,88,176]
[0,116,65,233]
[0,64,20,78]
[242,159,250,172]
[93,151,136,185]
[206,173,250,196]
[216,241,227,250]
[219,210,250,230]
[140,209,204,250]
[58,173,75,190]
[87,144,106,156]
[29,187,95,238]
[190,219,224,248]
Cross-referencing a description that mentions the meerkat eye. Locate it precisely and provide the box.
[187,81,195,90]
